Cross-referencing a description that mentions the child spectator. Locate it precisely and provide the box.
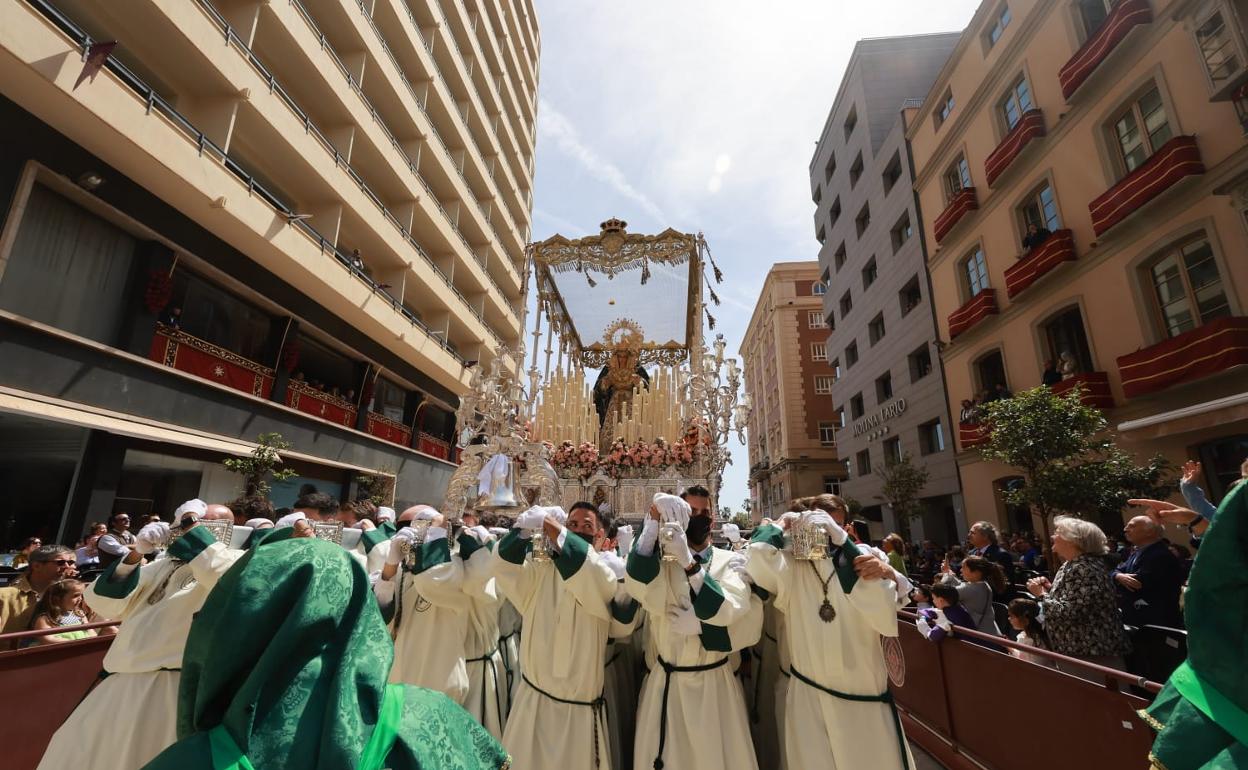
[26,579,98,646]
[1007,598,1053,667]
[909,585,934,610]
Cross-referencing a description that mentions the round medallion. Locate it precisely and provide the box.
[881,636,906,688]
[818,599,836,623]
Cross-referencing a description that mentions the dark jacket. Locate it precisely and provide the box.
[1112,540,1185,628]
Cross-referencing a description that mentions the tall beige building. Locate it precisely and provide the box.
[0,0,538,544]
[741,262,845,521]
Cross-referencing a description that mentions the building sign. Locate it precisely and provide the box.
[851,398,907,438]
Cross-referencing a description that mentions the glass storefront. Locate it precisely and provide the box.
[0,412,87,551]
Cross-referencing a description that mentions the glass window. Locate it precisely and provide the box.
[840,291,853,319]
[937,89,955,125]
[812,281,827,296]
[834,243,847,271]
[869,313,887,345]
[962,248,990,297]
[830,198,842,227]
[909,345,933,382]
[975,350,1008,394]
[824,153,837,182]
[823,477,841,495]
[857,449,873,475]
[1195,9,1242,88]
[862,258,878,290]
[1019,183,1061,234]
[900,276,922,316]
[818,422,836,446]
[891,213,913,252]
[1146,234,1230,337]
[175,271,273,364]
[850,393,865,419]
[876,371,893,402]
[811,342,828,361]
[883,437,902,466]
[1079,0,1113,40]
[919,420,946,455]
[1113,85,1173,174]
[815,375,835,394]
[808,310,828,329]
[987,4,1012,46]
[944,155,972,199]
[883,152,903,193]
[850,153,864,187]
[1041,306,1095,374]
[855,203,871,238]
[844,107,858,139]
[846,341,859,368]
[1001,76,1034,129]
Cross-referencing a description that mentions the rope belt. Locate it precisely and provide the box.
[652,655,729,770]
[789,665,909,770]
[521,674,606,769]
[466,648,503,732]
[497,631,518,715]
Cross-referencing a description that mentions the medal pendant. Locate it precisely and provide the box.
[818,599,836,623]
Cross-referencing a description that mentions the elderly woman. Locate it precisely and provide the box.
[1027,516,1129,680]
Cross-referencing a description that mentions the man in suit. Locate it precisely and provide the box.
[1112,515,1184,628]
[967,521,1014,595]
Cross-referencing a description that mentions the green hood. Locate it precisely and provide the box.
[142,537,508,770]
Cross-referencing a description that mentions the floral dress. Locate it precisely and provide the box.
[1041,554,1130,657]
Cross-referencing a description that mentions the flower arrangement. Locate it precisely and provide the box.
[550,433,704,478]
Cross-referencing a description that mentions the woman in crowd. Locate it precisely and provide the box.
[1026,516,1129,679]
[941,555,1006,638]
[882,534,907,577]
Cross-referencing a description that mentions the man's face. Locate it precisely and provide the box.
[1123,517,1155,546]
[565,507,600,542]
[111,514,131,532]
[31,553,75,583]
[683,495,712,520]
[968,527,989,548]
[461,512,479,528]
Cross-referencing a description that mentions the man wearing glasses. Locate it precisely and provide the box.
[96,512,136,569]
[0,544,77,648]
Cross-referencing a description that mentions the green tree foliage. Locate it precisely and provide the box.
[223,432,297,499]
[875,453,931,542]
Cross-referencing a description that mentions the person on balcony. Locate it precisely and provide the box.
[1058,351,1080,380]
[1042,359,1062,387]
[37,500,242,770]
[746,509,912,770]
[1021,223,1051,255]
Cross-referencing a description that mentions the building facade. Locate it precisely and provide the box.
[0,0,538,546]
[810,34,967,544]
[741,262,846,522]
[909,0,1248,533]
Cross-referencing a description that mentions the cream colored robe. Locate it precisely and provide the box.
[492,528,622,769]
[746,525,913,770]
[626,541,761,770]
[498,596,523,708]
[459,533,507,740]
[39,527,240,770]
[373,534,470,705]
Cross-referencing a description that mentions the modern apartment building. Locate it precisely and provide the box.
[0,0,538,545]
[810,34,966,544]
[909,0,1248,532]
[741,262,845,522]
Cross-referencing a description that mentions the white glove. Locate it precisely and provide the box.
[721,523,742,544]
[615,524,634,556]
[515,506,547,531]
[134,522,171,555]
[488,527,510,538]
[464,525,492,543]
[386,527,421,566]
[667,603,702,636]
[660,522,694,569]
[802,511,848,546]
[777,511,801,531]
[599,550,626,580]
[543,506,568,525]
[413,507,440,522]
[727,553,751,586]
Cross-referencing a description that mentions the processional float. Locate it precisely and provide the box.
[438,218,751,528]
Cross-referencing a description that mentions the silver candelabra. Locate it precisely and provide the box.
[679,333,752,504]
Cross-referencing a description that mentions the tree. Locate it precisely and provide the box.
[875,453,930,542]
[730,512,753,530]
[223,432,297,499]
[741,498,753,515]
[977,386,1173,561]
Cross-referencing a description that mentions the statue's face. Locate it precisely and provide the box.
[611,349,634,370]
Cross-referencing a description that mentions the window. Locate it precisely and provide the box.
[850,153,864,187]
[1000,75,1034,130]
[1196,434,1248,500]
[1112,84,1173,174]
[882,152,903,194]
[1145,233,1231,338]
[850,393,865,419]
[1078,0,1112,40]
[1235,90,1248,133]
[812,185,823,204]
[831,358,842,379]
[816,224,826,245]
[823,477,842,495]
[909,344,933,382]
[875,371,893,402]
[883,437,902,466]
[862,257,878,290]
[868,312,887,345]
[1019,182,1061,235]
[855,203,871,238]
[900,276,922,316]
[815,375,835,394]
[961,247,990,298]
[840,290,853,318]
[373,377,407,422]
[807,310,828,329]
[836,407,846,428]
[919,419,946,455]
[811,342,828,361]
[812,281,827,296]
[844,106,858,139]
[818,422,837,446]
[944,155,972,199]
[985,3,1012,47]
[974,349,1008,394]
[891,213,913,252]
[856,449,873,475]
[824,153,837,182]
[935,88,955,127]
[1041,305,1095,374]
[830,197,842,227]
[1194,8,1244,91]
[846,341,859,368]
[834,243,847,271]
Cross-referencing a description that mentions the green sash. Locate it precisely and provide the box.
[1171,661,1248,749]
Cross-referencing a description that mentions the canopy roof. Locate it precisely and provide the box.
[532,219,700,367]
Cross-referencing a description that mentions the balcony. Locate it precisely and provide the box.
[1003,229,1076,298]
[1116,316,1248,399]
[369,413,414,449]
[933,187,979,244]
[948,289,999,339]
[1050,371,1115,409]
[958,421,989,450]
[148,326,274,400]
[985,110,1046,187]
[285,381,358,428]
[1089,136,1204,237]
[417,431,453,460]
[1059,0,1153,100]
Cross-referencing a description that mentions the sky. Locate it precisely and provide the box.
[529,0,982,512]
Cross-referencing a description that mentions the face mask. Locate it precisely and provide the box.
[565,529,591,548]
[685,515,712,544]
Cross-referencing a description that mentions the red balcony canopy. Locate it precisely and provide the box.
[1059,0,1153,99]
[1089,136,1204,237]
[1004,230,1076,298]
[1116,316,1248,398]
[948,289,999,339]
[985,110,1046,187]
[934,187,979,244]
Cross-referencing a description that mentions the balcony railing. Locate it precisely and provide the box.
[1089,136,1204,237]
[417,431,453,460]
[985,109,1046,187]
[958,421,989,450]
[948,289,999,339]
[933,187,979,244]
[368,412,415,449]
[1059,0,1152,100]
[285,380,358,427]
[1003,229,1076,298]
[148,325,274,399]
[1116,316,1248,399]
[1050,371,1115,409]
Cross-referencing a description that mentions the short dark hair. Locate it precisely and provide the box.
[929,584,960,605]
[108,512,130,524]
[230,495,275,523]
[29,544,73,564]
[680,485,712,501]
[568,501,604,527]
[294,492,338,516]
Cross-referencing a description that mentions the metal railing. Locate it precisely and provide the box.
[24,0,468,364]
